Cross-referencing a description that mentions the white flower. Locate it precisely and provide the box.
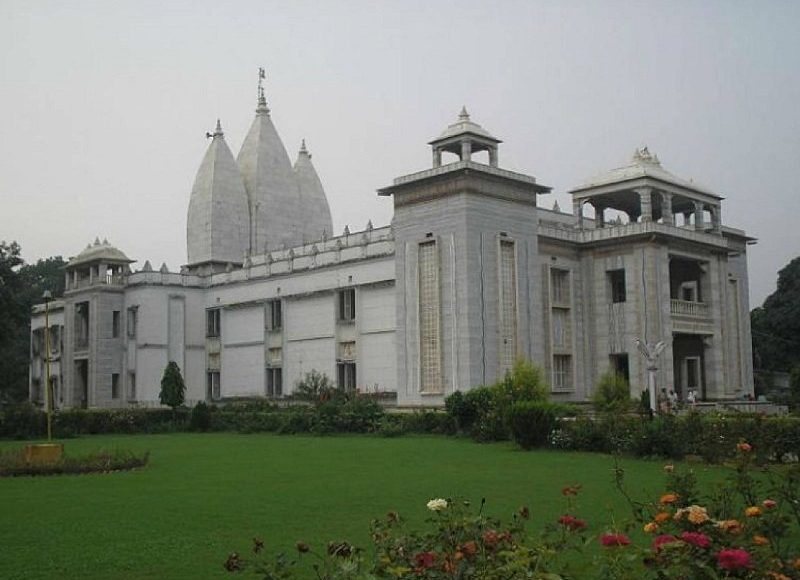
[426,498,448,512]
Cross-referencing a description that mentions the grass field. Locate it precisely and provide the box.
[0,433,731,579]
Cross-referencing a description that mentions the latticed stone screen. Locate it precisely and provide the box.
[498,240,518,375]
[418,240,441,393]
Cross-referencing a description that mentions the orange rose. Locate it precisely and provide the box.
[660,493,678,505]
[643,522,659,534]
[654,512,672,524]
[737,442,752,453]
[745,506,762,518]
[717,519,743,534]
[753,535,769,546]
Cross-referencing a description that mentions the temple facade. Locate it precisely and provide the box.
[29,89,755,409]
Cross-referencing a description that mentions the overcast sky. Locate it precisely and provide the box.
[1,0,798,307]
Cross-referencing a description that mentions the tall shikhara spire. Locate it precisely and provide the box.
[236,67,303,252]
[187,119,251,266]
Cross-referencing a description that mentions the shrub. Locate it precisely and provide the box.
[592,371,631,414]
[0,403,44,439]
[0,447,149,477]
[189,402,212,432]
[508,401,563,449]
[293,370,336,403]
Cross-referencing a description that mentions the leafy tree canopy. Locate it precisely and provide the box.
[751,256,800,371]
[0,242,66,403]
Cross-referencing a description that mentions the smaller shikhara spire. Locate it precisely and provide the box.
[256,66,270,115]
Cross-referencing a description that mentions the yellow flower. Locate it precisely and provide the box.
[663,464,674,473]
[654,512,672,524]
[753,535,769,546]
[686,505,710,525]
[716,519,743,534]
[659,493,678,505]
[745,506,762,518]
[643,522,659,534]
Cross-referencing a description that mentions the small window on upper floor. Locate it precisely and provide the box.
[266,300,282,331]
[112,311,120,338]
[206,308,221,338]
[608,269,626,303]
[550,269,570,304]
[127,307,138,338]
[338,289,356,321]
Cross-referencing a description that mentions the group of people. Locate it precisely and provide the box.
[658,387,698,414]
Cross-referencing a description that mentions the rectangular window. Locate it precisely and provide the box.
[550,269,570,304]
[552,355,573,391]
[552,308,569,349]
[266,367,282,397]
[206,309,221,337]
[266,300,282,331]
[609,270,626,303]
[128,372,136,401]
[499,240,518,375]
[127,307,138,338]
[338,289,356,321]
[207,371,221,400]
[418,240,442,393]
[75,301,90,348]
[337,362,357,391]
[609,354,630,384]
[111,373,120,399]
[112,311,120,338]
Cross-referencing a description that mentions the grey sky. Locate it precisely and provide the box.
[1,0,798,307]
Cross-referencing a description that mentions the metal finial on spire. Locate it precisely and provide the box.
[256,67,270,114]
[300,139,308,154]
[458,106,470,121]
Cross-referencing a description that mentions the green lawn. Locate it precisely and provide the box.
[0,434,730,579]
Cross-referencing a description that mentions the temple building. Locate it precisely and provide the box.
[29,83,754,409]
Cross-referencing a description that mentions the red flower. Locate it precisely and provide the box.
[717,548,752,571]
[414,551,437,570]
[652,534,679,552]
[482,530,499,547]
[558,514,587,531]
[561,484,582,496]
[763,499,777,510]
[680,531,711,549]
[460,540,477,558]
[737,442,752,453]
[600,533,631,547]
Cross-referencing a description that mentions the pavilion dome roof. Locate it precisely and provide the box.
[429,107,501,144]
[571,147,717,197]
[68,238,134,268]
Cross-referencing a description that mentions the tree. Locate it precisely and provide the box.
[751,256,800,372]
[0,244,67,404]
[0,242,29,403]
[159,361,186,417]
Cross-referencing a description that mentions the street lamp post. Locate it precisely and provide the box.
[43,290,53,442]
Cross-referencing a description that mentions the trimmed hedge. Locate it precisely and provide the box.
[508,401,564,449]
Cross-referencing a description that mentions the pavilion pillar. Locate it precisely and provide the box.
[636,187,653,222]
[694,201,705,231]
[573,199,584,230]
[661,192,674,225]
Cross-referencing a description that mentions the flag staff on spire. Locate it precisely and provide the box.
[257,67,269,114]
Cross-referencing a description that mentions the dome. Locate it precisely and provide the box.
[68,238,134,268]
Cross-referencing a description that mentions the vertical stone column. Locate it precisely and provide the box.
[460,140,472,162]
[661,192,674,225]
[488,147,498,167]
[432,148,442,168]
[573,198,584,229]
[636,187,653,222]
[594,202,606,228]
[694,201,705,231]
[711,204,722,234]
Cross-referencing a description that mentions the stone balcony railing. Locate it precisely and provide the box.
[537,220,729,249]
[68,275,126,290]
[670,299,709,318]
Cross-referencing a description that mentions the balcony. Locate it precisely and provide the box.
[537,220,729,249]
[670,299,709,318]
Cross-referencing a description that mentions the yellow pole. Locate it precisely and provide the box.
[43,293,53,442]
